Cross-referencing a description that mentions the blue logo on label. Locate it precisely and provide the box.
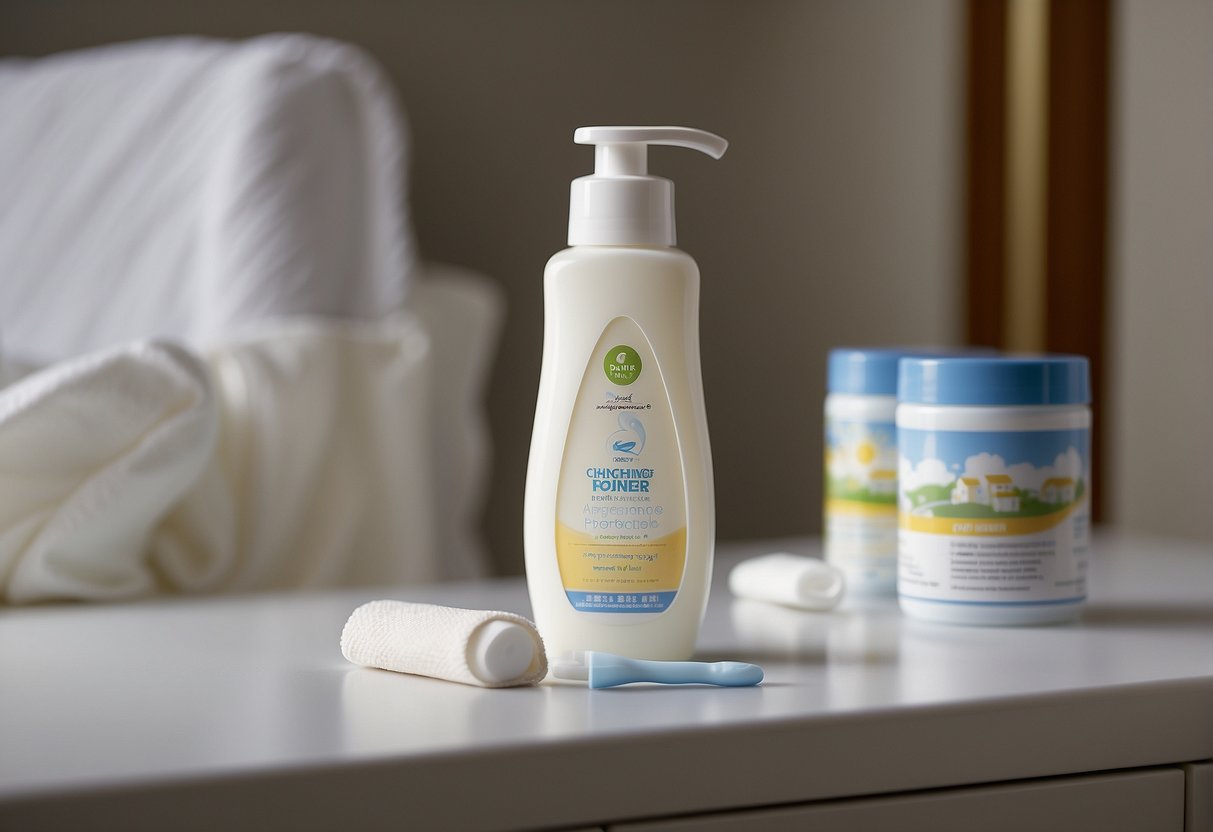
[607,414,646,456]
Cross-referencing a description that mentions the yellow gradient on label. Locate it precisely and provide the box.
[900,504,1077,536]
[556,523,687,592]
[825,498,897,519]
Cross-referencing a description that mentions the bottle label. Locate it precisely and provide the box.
[897,427,1091,606]
[824,417,899,585]
[555,317,687,614]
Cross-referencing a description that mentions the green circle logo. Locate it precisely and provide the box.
[604,345,642,385]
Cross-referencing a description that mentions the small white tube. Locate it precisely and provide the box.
[728,553,846,611]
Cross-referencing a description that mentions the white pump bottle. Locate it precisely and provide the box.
[524,126,726,661]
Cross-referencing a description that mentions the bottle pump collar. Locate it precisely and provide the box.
[567,126,727,246]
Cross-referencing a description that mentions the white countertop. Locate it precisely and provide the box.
[1,531,1211,830]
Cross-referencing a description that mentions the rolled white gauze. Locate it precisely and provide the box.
[728,553,846,611]
[340,600,548,688]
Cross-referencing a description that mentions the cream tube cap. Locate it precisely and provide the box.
[468,620,540,685]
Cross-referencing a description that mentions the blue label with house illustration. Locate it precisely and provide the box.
[824,418,899,589]
[897,427,1090,605]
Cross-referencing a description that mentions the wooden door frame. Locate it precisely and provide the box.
[963,0,1110,520]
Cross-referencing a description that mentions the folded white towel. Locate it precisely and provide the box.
[162,315,440,594]
[0,341,216,601]
[0,315,449,603]
[0,34,414,364]
[341,601,548,688]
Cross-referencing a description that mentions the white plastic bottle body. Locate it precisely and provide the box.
[524,245,715,661]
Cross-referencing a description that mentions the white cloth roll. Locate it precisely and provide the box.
[340,600,548,688]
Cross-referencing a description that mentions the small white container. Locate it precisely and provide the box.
[896,356,1092,625]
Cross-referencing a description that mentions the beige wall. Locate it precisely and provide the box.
[1109,0,1213,542]
[1,1,963,573]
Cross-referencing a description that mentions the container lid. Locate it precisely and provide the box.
[827,348,966,396]
[898,355,1090,405]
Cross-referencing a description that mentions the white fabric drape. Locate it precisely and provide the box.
[0,315,452,603]
[0,36,501,601]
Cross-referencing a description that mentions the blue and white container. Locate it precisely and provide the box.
[896,356,1091,625]
[824,349,920,596]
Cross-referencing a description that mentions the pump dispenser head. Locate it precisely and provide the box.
[568,126,727,246]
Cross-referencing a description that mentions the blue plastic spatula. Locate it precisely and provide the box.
[551,650,764,689]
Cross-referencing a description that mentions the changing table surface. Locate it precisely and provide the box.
[1,530,1210,829]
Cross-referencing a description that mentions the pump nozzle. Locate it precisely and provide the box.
[567,125,727,246]
[574,126,728,176]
